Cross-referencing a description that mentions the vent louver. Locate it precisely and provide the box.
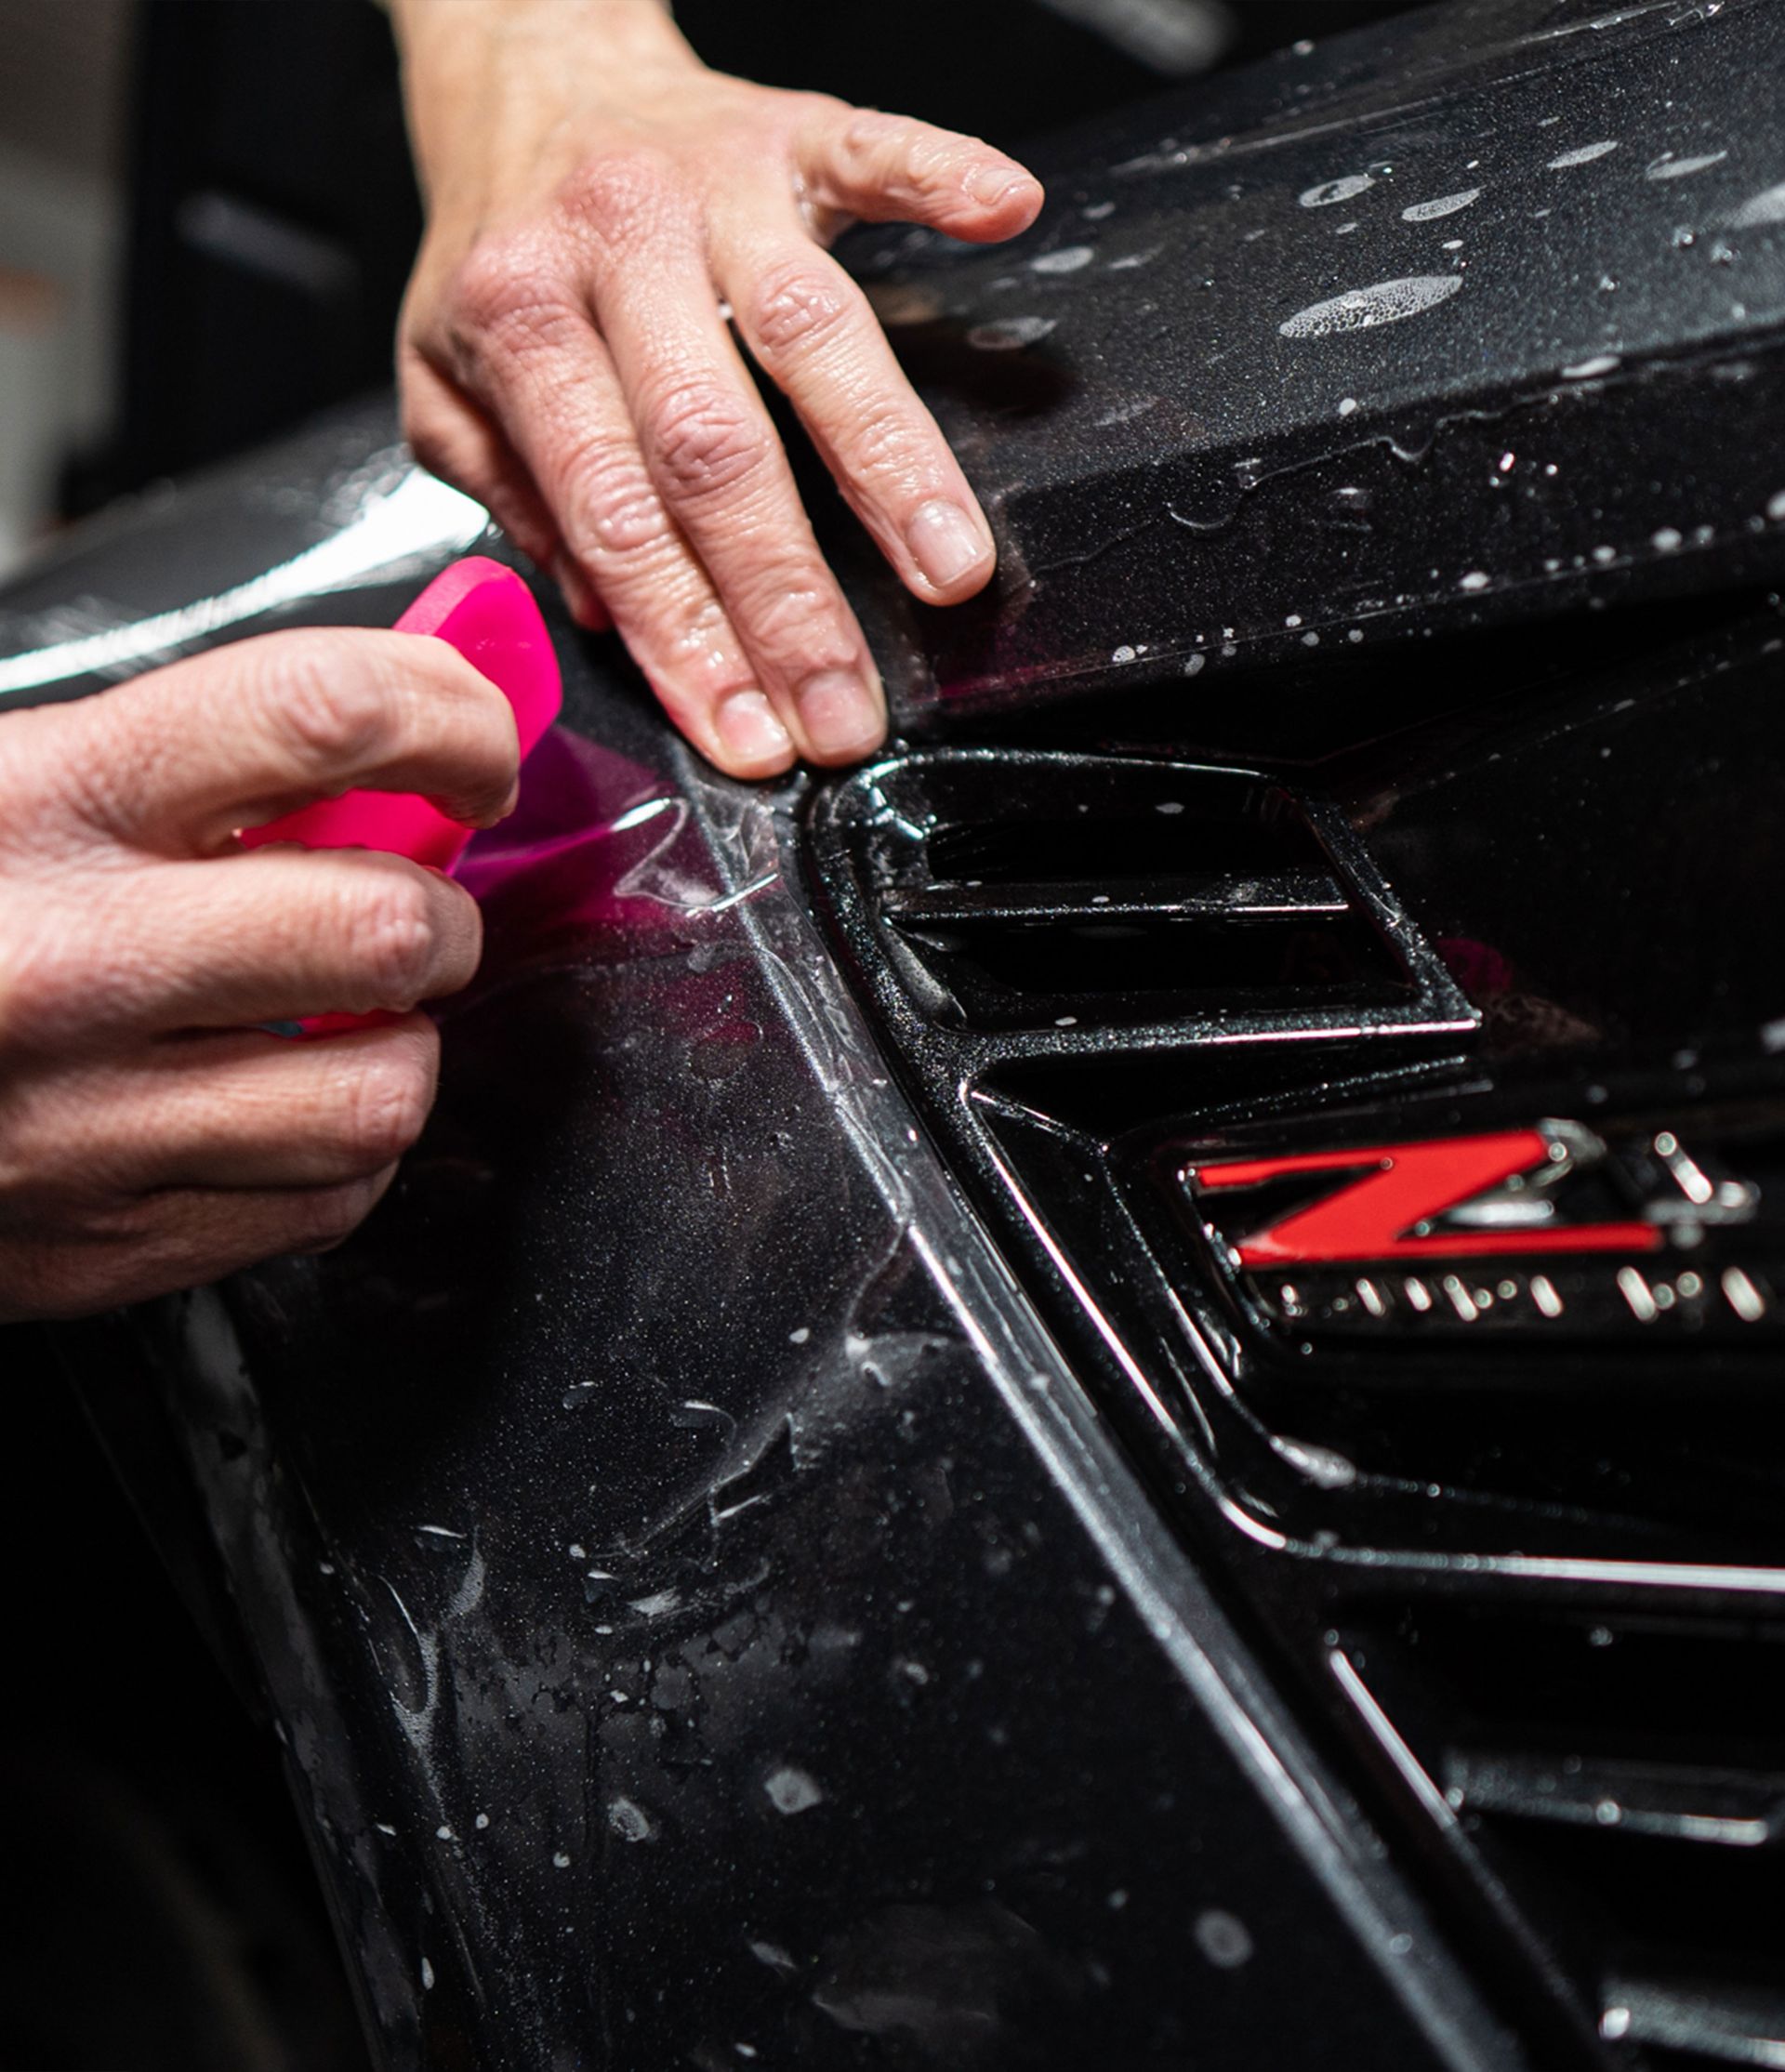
[811,749,1470,1047]
[1342,1604,1785,2071]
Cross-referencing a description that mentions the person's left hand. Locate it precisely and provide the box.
[390,0,1044,778]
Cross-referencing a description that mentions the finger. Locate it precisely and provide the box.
[0,851,483,1051]
[442,269,800,777]
[1,1167,401,1321]
[591,236,887,764]
[403,350,611,632]
[0,1019,440,1196]
[798,110,1043,243]
[402,346,558,568]
[42,627,522,856]
[723,228,996,604]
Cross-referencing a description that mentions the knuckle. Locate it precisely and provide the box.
[739,572,853,660]
[655,590,733,666]
[0,906,100,1049]
[845,401,930,484]
[339,1049,434,1171]
[449,239,579,355]
[644,382,769,504]
[556,147,679,253]
[33,696,146,845]
[560,439,675,560]
[355,869,440,1006]
[837,112,961,201]
[839,110,909,167]
[751,258,854,363]
[269,632,402,777]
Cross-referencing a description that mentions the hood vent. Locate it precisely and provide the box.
[812,748,1471,1045]
[1345,1603,1785,2072]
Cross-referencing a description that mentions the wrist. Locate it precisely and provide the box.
[390,0,698,200]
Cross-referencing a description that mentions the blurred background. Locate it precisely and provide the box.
[0,2,1421,2065]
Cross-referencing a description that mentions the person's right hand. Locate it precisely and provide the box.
[0,628,520,1322]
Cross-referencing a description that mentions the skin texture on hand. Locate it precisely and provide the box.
[0,629,520,1321]
[390,0,1044,778]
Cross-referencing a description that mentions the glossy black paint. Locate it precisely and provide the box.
[6,4,1785,2068]
[13,402,1509,2072]
[827,0,1785,720]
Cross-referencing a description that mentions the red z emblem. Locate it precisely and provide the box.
[1191,1130,1660,1267]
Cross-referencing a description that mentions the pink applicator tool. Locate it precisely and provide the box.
[242,556,563,1034]
[245,556,562,871]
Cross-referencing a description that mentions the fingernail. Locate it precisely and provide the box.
[908,498,994,592]
[714,689,794,770]
[967,164,1037,209]
[795,669,885,761]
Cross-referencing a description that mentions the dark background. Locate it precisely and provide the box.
[4,3,1421,2064]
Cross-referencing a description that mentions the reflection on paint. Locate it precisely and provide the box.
[0,468,489,699]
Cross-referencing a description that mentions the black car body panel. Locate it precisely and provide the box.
[5,2,1785,2067]
[830,0,1785,720]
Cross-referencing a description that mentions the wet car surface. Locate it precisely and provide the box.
[6,2,1785,2066]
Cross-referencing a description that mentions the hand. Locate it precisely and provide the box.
[0,630,519,1320]
[391,0,1043,778]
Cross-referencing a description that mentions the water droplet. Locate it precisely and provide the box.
[1279,274,1463,338]
[1727,179,1785,228]
[1300,173,1375,208]
[1548,139,1620,169]
[967,316,1055,351]
[607,1796,656,1842]
[1646,150,1726,180]
[764,1766,825,1815]
[1194,1909,1255,1968]
[1401,188,1482,222]
[1032,244,1095,274]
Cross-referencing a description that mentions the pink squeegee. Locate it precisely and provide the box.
[241,558,562,1036]
[243,555,562,872]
